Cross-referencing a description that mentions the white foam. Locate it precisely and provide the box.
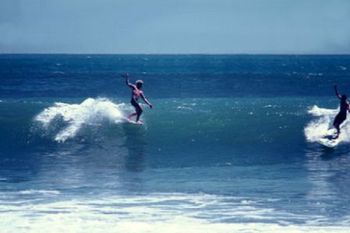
[307,105,337,117]
[0,193,349,233]
[34,98,128,142]
[304,105,350,144]
[18,190,60,195]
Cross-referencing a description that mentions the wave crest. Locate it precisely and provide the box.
[304,105,350,144]
[34,98,128,142]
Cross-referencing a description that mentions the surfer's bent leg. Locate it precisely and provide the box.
[130,100,143,122]
[333,113,346,137]
[135,104,143,122]
[333,119,340,137]
[128,112,137,120]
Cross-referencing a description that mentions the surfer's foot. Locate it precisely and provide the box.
[128,113,137,120]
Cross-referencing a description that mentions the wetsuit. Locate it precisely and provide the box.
[334,99,348,128]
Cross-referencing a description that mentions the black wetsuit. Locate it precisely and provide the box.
[334,99,348,127]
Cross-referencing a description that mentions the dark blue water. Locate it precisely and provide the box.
[1,54,350,99]
[1,55,350,232]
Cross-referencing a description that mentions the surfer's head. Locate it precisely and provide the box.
[342,95,347,101]
[135,80,143,89]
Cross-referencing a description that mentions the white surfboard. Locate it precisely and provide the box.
[318,137,340,148]
[317,129,340,148]
[125,118,143,125]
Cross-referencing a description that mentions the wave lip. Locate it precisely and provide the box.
[34,98,127,142]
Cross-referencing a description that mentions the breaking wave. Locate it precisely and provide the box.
[34,98,129,142]
[304,105,350,145]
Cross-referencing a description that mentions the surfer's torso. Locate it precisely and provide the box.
[339,100,349,115]
[131,86,143,104]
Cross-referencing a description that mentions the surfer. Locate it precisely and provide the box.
[123,73,152,123]
[333,85,350,138]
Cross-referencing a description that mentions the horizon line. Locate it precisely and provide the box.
[1,52,350,56]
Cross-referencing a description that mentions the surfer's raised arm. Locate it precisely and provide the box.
[334,85,342,99]
[140,92,153,108]
[122,73,134,89]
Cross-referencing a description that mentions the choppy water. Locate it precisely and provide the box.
[1,55,350,232]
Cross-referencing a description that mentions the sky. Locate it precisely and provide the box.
[0,0,350,54]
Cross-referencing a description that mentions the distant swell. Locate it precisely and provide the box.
[34,98,128,142]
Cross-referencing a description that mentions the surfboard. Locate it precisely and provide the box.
[318,129,340,148]
[318,137,340,148]
[126,118,143,125]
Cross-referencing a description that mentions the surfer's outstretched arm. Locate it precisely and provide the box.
[334,85,342,99]
[123,73,135,89]
[140,93,153,108]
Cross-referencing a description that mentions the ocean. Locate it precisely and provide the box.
[1,54,350,232]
